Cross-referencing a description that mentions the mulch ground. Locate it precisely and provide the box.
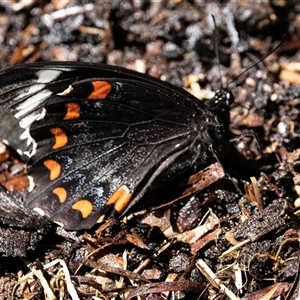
[0,1,300,299]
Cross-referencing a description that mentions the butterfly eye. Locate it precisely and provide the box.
[226,91,234,105]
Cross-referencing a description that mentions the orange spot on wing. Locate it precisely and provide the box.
[106,185,132,214]
[64,102,80,120]
[43,159,61,180]
[52,187,67,203]
[50,127,68,149]
[72,200,93,219]
[88,81,112,100]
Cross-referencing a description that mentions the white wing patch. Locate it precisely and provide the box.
[36,69,63,83]
[15,89,52,118]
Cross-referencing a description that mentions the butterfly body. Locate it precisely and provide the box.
[0,62,232,230]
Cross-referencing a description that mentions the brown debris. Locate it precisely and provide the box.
[233,199,290,242]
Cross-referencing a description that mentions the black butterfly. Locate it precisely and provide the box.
[0,62,233,230]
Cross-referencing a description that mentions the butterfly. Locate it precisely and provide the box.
[0,62,233,230]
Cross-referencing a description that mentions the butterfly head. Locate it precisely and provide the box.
[213,89,234,106]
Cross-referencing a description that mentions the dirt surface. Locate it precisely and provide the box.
[0,0,300,299]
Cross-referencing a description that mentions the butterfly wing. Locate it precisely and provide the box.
[0,62,230,230]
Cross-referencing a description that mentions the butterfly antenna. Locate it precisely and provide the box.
[227,35,285,89]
